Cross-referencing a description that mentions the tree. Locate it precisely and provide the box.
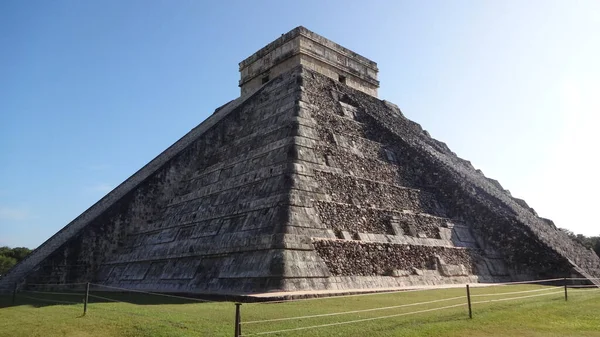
[0,255,17,275]
[9,247,31,261]
[0,246,32,274]
[0,246,11,257]
[559,229,600,257]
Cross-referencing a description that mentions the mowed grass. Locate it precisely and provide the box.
[0,285,599,337]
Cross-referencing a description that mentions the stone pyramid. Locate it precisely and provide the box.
[2,27,599,295]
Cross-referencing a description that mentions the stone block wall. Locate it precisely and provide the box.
[23,70,315,294]
[295,67,600,282]
[0,67,270,292]
[313,240,478,277]
[239,26,379,97]
[268,67,511,290]
[9,63,600,295]
[298,54,378,97]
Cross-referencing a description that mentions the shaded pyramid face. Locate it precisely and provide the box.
[2,28,599,294]
[4,66,599,295]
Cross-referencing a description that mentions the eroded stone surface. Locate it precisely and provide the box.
[313,240,478,276]
[3,27,600,295]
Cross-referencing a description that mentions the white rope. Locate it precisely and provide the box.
[243,296,465,324]
[253,286,446,305]
[90,283,211,303]
[26,282,87,286]
[88,292,205,324]
[567,277,600,281]
[471,290,563,305]
[88,293,123,303]
[240,303,466,336]
[567,284,600,289]
[470,287,557,298]
[569,287,600,292]
[18,294,82,305]
[90,304,147,316]
[469,278,564,287]
[22,290,83,296]
[254,277,567,304]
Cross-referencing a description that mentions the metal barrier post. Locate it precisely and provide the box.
[466,284,473,319]
[234,303,242,337]
[84,282,90,315]
[564,278,568,301]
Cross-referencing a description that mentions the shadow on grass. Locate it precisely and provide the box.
[0,290,222,309]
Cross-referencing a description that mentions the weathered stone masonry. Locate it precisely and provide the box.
[313,240,478,277]
[2,26,599,295]
[297,68,600,281]
[15,73,311,293]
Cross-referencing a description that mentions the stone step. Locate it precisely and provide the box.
[312,239,478,277]
[313,172,446,216]
[312,201,477,245]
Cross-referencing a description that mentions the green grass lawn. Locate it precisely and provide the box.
[1,285,599,337]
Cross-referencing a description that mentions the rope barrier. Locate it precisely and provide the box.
[240,303,466,336]
[18,294,82,305]
[21,290,83,296]
[242,295,465,325]
[26,282,87,287]
[90,283,212,303]
[253,286,450,305]
[569,287,600,292]
[567,277,600,281]
[254,277,568,305]
[11,276,598,337]
[242,282,570,336]
[567,284,600,289]
[471,290,563,305]
[469,278,564,287]
[88,293,123,303]
[89,300,205,330]
[470,287,557,298]
[87,291,206,324]
[87,301,158,319]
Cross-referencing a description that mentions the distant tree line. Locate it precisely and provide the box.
[0,247,32,275]
[560,229,600,257]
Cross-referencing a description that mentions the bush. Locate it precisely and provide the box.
[0,255,17,275]
[0,246,32,275]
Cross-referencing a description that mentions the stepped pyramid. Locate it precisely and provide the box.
[2,27,599,295]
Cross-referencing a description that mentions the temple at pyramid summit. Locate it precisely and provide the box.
[2,26,599,296]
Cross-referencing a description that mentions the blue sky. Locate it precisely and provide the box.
[1,1,599,248]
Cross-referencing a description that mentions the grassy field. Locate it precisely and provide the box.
[0,285,599,337]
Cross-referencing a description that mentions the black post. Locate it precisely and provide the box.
[11,283,17,306]
[466,284,473,319]
[234,303,242,337]
[83,282,90,315]
[564,278,568,302]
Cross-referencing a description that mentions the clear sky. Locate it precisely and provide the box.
[1,1,599,248]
